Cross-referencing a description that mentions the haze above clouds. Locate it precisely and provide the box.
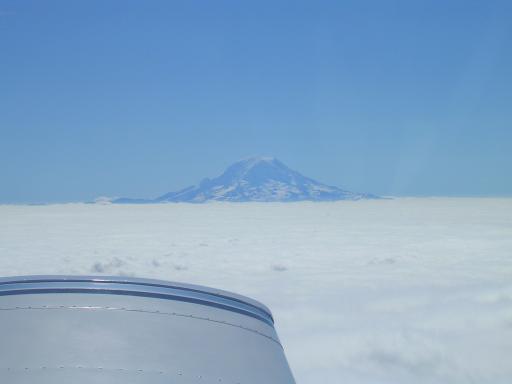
[1,1,512,203]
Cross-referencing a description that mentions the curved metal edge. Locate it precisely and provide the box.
[0,275,274,325]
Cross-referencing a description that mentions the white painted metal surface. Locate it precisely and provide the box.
[0,276,295,383]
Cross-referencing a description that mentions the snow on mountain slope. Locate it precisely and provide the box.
[116,157,376,203]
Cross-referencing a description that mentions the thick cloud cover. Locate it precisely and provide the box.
[1,198,511,383]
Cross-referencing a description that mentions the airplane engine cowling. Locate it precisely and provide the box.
[0,275,296,383]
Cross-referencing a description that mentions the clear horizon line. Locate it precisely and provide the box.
[2,195,512,206]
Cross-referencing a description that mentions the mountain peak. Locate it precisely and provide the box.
[219,157,290,184]
[148,157,376,203]
[113,157,377,203]
[239,156,277,163]
[228,156,281,172]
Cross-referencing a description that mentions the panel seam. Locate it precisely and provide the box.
[0,305,282,347]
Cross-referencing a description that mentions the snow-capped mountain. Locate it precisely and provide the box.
[114,157,377,203]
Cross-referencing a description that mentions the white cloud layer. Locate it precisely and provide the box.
[1,198,511,383]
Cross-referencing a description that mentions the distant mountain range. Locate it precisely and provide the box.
[112,157,378,203]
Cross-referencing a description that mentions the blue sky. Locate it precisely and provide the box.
[1,0,511,203]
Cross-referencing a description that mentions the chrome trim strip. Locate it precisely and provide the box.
[0,275,271,316]
[0,277,274,326]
